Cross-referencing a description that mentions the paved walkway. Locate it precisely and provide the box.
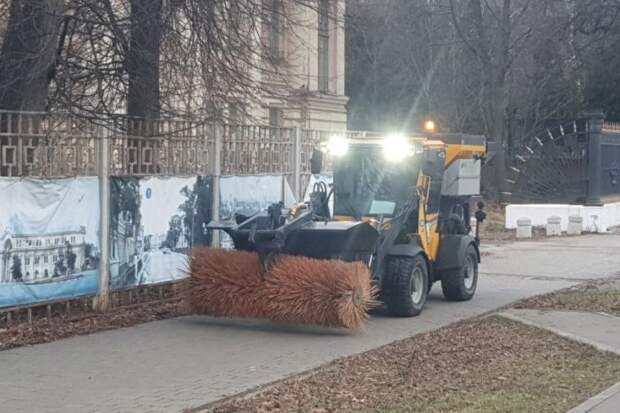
[1,234,620,413]
[499,309,620,413]
[500,309,620,354]
[568,383,620,413]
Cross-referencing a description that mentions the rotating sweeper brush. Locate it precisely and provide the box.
[190,247,376,329]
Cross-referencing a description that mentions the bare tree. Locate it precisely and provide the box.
[0,0,65,111]
[0,0,334,127]
[127,0,162,119]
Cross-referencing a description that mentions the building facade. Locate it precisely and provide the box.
[63,0,349,131]
[1,227,87,283]
[251,0,348,130]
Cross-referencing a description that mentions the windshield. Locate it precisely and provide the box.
[333,144,420,218]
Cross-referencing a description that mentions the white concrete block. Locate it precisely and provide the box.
[505,202,620,234]
[506,204,581,231]
[546,216,562,236]
[567,215,583,235]
[516,217,532,239]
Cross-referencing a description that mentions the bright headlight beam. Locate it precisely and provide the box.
[327,134,349,157]
[382,134,413,162]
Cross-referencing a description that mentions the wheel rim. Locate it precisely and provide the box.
[464,255,476,290]
[411,266,425,304]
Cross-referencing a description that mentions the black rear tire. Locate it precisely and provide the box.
[441,244,478,302]
[383,255,429,317]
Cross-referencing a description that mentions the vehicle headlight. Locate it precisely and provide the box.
[326,134,349,157]
[423,120,437,133]
[383,134,414,162]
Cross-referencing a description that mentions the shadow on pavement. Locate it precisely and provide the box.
[179,316,359,337]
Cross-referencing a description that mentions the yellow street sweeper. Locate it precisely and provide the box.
[190,132,487,329]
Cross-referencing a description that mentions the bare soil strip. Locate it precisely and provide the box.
[203,316,620,413]
[0,300,186,351]
[515,279,620,316]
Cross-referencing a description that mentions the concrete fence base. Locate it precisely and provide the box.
[506,202,620,233]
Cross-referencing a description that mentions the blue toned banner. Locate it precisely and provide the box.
[0,177,101,308]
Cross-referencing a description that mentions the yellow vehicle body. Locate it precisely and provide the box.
[334,137,486,262]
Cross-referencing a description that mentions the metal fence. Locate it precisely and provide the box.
[0,111,336,182]
[0,111,98,177]
[603,122,620,133]
[506,113,620,204]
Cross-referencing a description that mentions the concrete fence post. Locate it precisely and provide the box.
[95,126,112,311]
[211,124,222,247]
[516,218,532,239]
[293,127,302,201]
[567,215,584,235]
[546,216,562,236]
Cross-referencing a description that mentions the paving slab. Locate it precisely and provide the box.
[0,234,619,413]
[567,383,620,413]
[481,235,620,281]
[500,309,620,354]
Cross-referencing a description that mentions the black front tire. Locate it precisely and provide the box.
[383,255,429,317]
[441,244,479,301]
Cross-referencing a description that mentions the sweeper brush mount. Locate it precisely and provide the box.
[208,202,379,271]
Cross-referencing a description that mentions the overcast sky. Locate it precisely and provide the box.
[139,177,196,236]
[0,177,100,246]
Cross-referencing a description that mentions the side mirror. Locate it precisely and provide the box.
[310,148,323,175]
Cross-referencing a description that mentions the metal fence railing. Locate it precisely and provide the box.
[0,110,339,182]
[603,122,620,133]
[0,111,98,177]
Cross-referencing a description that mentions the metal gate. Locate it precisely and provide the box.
[507,118,590,203]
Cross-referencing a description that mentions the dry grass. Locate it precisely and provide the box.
[204,316,620,413]
[478,202,517,242]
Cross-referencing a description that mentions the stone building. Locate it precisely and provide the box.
[258,0,348,130]
[1,226,87,283]
[210,0,347,130]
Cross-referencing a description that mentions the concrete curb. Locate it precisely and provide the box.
[566,382,620,413]
[495,312,620,355]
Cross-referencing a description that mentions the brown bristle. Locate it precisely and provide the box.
[189,248,377,329]
[189,247,266,318]
[263,256,377,329]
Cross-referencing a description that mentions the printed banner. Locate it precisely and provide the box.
[110,176,213,289]
[0,178,100,308]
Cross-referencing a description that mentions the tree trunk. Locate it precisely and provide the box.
[0,0,64,111]
[491,0,511,201]
[127,0,162,120]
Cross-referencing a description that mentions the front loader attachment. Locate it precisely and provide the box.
[192,207,379,329]
[208,208,379,263]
